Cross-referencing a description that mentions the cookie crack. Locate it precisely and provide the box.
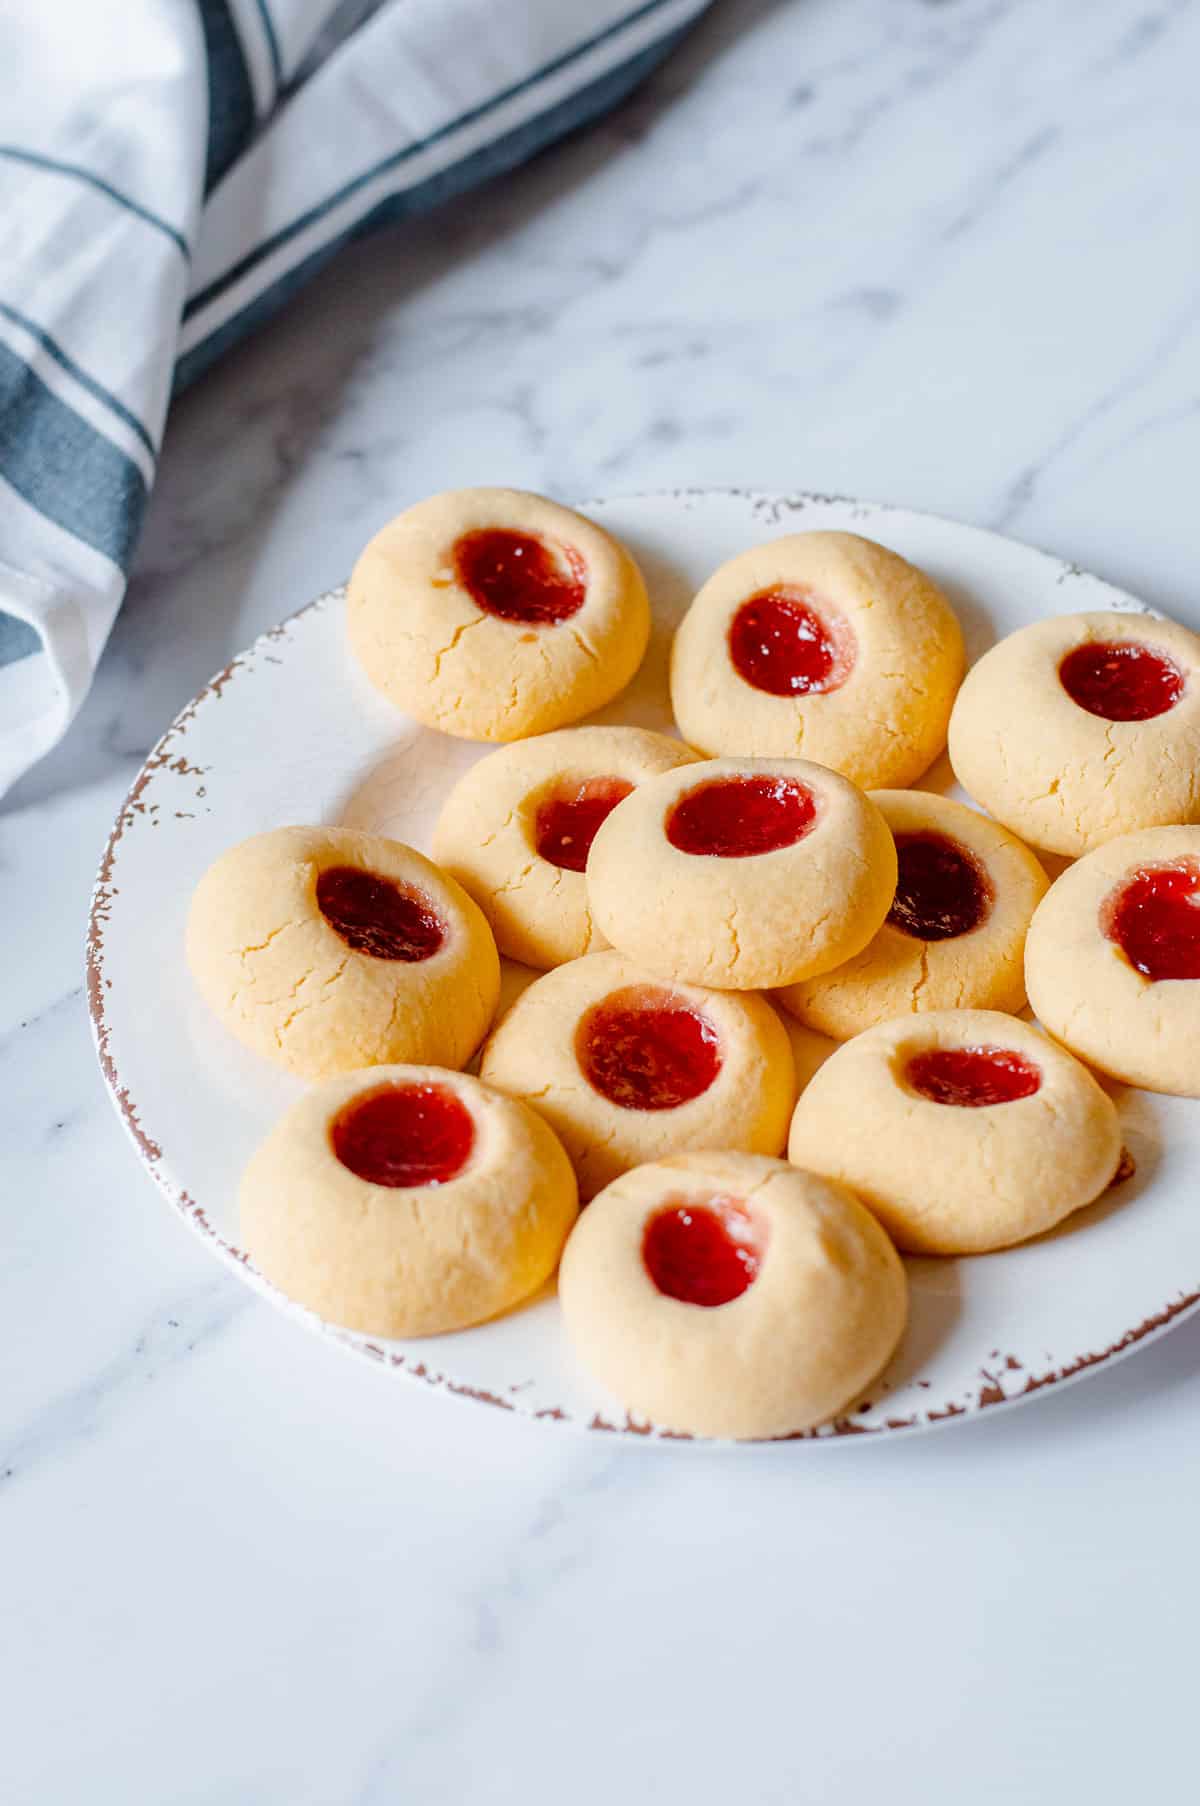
[1099,722,1124,795]
[478,808,520,850]
[276,956,351,1042]
[1027,776,1062,806]
[910,942,932,1011]
[722,899,742,972]
[493,860,538,898]
[235,959,320,1014]
[431,613,489,682]
[569,626,601,666]
[237,920,303,960]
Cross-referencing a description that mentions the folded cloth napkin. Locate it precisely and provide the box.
[0,0,709,795]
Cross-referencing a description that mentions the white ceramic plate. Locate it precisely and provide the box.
[89,490,1200,1441]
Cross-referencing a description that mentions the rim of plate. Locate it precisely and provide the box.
[85,488,1200,1445]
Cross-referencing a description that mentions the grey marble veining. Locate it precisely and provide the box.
[7,3,1200,1800]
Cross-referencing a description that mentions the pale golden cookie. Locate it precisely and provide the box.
[780,791,1048,1039]
[432,727,698,969]
[348,488,650,741]
[479,951,795,1200]
[669,531,964,787]
[787,1009,1121,1255]
[1025,824,1200,1095]
[558,1152,907,1440]
[948,610,1200,857]
[586,757,897,990]
[186,826,499,1080]
[240,1066,577,1337]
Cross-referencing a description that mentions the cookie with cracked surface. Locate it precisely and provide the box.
[787,1009,1121,1255]
[432,726,699,969]
[948,610,1200,857]
[780,790,1048,1038]
[585,757,897,990]
[347,488,651,741]
[240,1066,577,1337]
[186,826,499,1080]
[558,1152,907,1439]
[1025,824,1200,1095]
[479,951,795,1200]
[669,530,964,787]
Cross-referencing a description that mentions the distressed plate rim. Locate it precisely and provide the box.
[86,488,1200,1445]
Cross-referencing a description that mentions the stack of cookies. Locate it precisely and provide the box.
[185,487,1200,1439]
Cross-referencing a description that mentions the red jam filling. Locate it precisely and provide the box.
[906,1045,1042,1108]
[453,528,586,625]
[728,589,854,697]
[887,832,992,942]
[535,777,634,873]
[666,775,817,858]
[1058,640,1184,721]
[317,866,445,961]
[331,1083,475,1187]
[643,1196,763,1307]
[577,986,722,1110]
[1104,861,1200,981]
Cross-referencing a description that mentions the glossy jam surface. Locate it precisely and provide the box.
[534,777,633,873]
[728,589,854,697]
[453,528,585,625]
[1058,641,1184,721]
[906,1045,1042,1108]
[888,832,992,942]
[317,866,445,961]
[666,775,817,858]
[577,986,722,1110]
[642,1196,763,1307]
[1104,861,1200,981]
[331,1083,475,1187]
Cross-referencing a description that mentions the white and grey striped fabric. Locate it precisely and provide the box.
[0,0,709,794]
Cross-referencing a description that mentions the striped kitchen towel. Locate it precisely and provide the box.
[0,0,709,795]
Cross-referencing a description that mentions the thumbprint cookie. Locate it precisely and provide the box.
[949,610,1200,856]
[186,826,499,1079]
[788,1009,1121,1255]
[781,790,1048,1038]
[433,726,698,968]
[586,757,897,990]
[480,950,795,1199]
[670,531,964,787]
[241,1067,577,1337]
[558,1152,906,1439]
[1025,824,1200,1095]
[348,488,650,741]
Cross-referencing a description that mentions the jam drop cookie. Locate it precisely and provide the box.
[558,1152,906,1439]
[186,826,499,1080]
[1025,824,1200,1095]
[240,1066,577,1337]
[669,531,964,788]
[788,1010,1121,1255]
[948,611,1200,857]
[586,757,897,989]
[479,951,794,1199]
[348,488,651,742]
[432,727,698,968]
[780,791,1048,1039]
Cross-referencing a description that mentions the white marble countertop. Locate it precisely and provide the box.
[8,2,1200,1799]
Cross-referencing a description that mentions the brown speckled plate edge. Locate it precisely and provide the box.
[86,488,1200,1444]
